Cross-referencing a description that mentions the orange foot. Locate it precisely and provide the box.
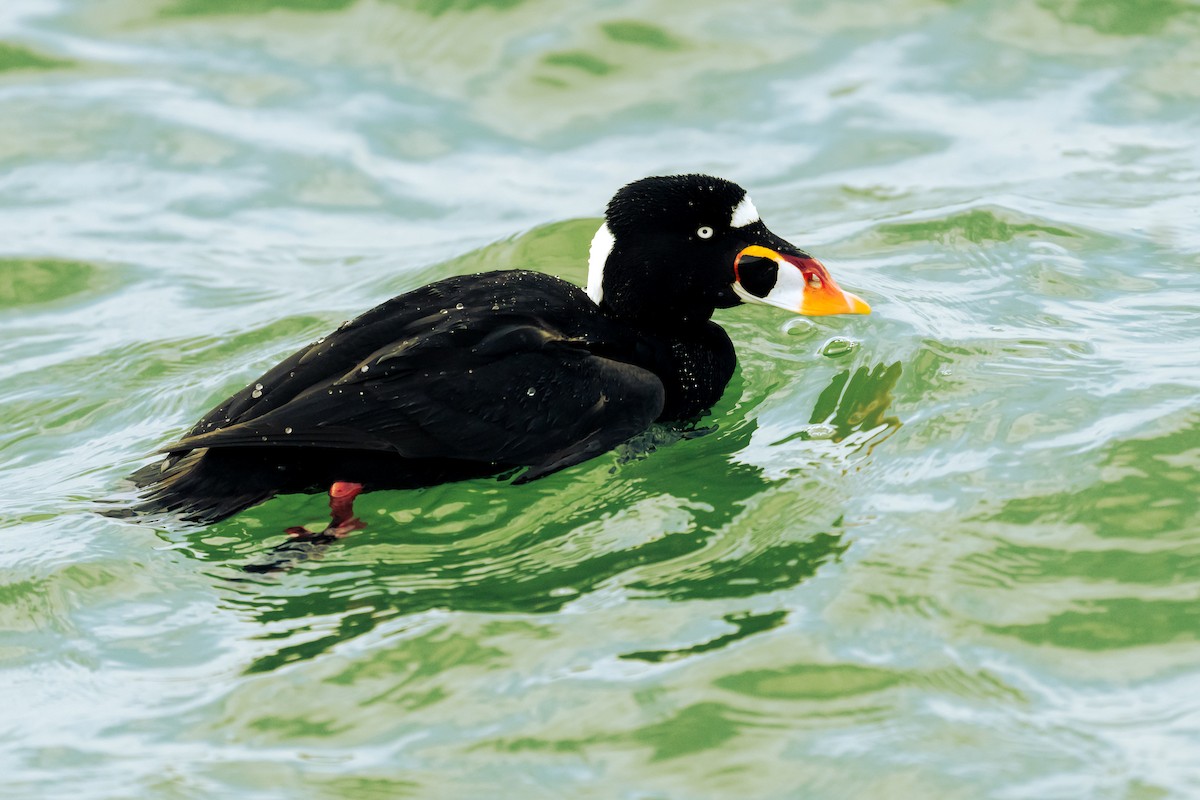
[326,481,366,537]
[282,481,366,541]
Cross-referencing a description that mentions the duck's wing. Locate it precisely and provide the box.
[165,277,665,482]
[167,324,664,482]
[179,271,526,441]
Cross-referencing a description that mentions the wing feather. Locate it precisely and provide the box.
[165,293,664,477]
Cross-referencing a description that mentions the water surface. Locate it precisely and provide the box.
[2,0,1199,797]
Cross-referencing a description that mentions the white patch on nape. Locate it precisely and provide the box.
[586,222,615,305]
[730,194,760,228]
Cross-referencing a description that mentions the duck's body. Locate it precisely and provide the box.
[132,175,869,523]
[134,270,731,521]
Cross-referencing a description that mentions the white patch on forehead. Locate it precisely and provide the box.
[586,222,614,305]
[730,195,760,228]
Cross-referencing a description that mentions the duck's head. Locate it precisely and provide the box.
[587,174,870,327]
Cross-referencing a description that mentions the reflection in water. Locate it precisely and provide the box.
[759,361,904,467]
[621,610,789,663]
[970,416,1200,650]
[178,359,903,672]
[809,361,903,444]
[1035,0,1191,36]
[208,448,773,671]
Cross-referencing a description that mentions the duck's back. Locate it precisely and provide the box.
[131,270,666,522]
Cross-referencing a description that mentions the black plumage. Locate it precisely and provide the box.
[130,174,869,523]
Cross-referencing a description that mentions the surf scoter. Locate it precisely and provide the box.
[131,174,870,524]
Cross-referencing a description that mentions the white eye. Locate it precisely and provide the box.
[697,226,714,239]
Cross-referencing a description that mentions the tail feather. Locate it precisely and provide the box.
[124,449,278,525]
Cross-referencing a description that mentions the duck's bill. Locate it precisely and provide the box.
[733,244,870,316]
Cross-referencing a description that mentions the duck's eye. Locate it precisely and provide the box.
[697,226,714,239]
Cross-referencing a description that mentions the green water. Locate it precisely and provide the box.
[2,0,1199,797]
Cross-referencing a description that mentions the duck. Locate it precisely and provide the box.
[130,174,870,525]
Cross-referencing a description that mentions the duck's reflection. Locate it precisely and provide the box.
[197,362,902,672]
[807,361,903,446]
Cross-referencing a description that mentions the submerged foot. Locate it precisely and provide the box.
[244,481,367,573]
[324,480,367,537]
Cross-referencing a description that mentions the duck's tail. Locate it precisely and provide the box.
[118,449,278,525]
